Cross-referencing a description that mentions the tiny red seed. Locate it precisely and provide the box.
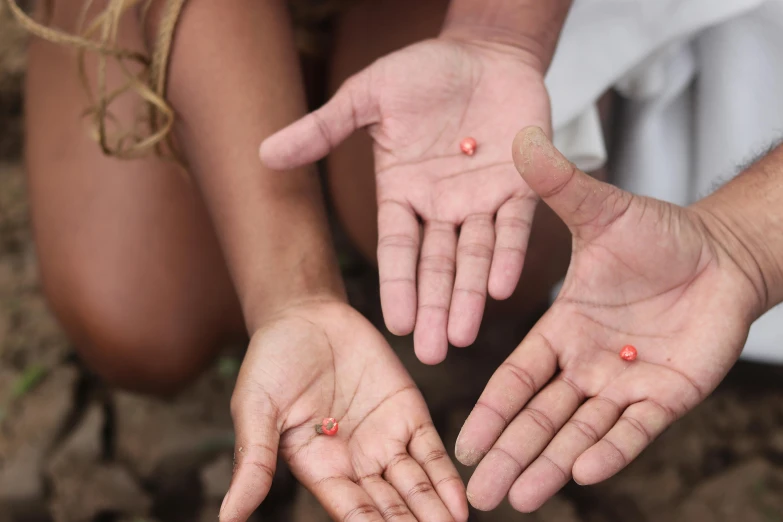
[320,417,338,436]
[619,345,637,361]
[460,137,477,156]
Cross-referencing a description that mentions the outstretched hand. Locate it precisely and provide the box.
[456,128,764,512]
[220,301,468,522]
[260,38,551,364]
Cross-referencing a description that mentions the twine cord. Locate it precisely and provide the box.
[4,0,186,161]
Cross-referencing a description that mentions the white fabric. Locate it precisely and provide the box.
[546,0,783,363]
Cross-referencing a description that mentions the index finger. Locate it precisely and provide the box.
[222,394,281,522]
[377,199,420,336]
[455,331,558,466]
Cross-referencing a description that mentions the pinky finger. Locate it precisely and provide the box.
[488,195,535,300]
[572,400,673,485]
[409,423,469,522]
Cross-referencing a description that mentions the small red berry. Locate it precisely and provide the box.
[316,417,338,436]
[620,345,637,361]
[460,137,477,156]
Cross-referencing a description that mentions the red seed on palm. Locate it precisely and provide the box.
[620,345,637,361]
[316,417,338,436]
[460,137,477,156]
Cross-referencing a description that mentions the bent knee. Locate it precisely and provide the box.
[39,260,236,396]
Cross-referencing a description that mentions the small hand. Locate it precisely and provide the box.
[260,38,551,364]
[220,301,468,522]
[455,128,764,512]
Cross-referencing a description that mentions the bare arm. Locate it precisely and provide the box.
[145,0,344,332]
[441,0,574,73]
[693,143,783,315]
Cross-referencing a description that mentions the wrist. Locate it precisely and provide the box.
[241,246,347,333]
[690,199,780,318]
[440,0,573,75]
[250,293,349,331]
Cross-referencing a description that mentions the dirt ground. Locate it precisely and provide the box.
[2,4,783,522]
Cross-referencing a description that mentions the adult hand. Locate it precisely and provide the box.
[260,38,551,364]
[456,127,765,512]
[220,300,468,522]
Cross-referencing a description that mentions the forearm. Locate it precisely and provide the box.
[441,0,573,73]
[692,142,783,315]
[146,0,344,332]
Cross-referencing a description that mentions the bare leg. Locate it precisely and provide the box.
[25,0,243,394]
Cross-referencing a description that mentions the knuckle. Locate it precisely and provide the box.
[380,503,410,520]
[567,418,600,444]
[522,407,556,437]
[246,458,275,482]
[488,447,524,473]
[406,481,435,503]
[495,216,531,233]
[620,416,652,444]
[423,449,448,465]
[378,233,418,250]
[457,242,493,261]
[343,503,382,522]
[418,254,455,277]
[499,361,538,395]
[540,454,569,481]
[434,474,462,488]
[463,213,494,227]
[476,399,512,424]
[603,439,629,467]
[387,451,413,471]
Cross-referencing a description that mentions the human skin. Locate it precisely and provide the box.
[24,0,575,519]
[262,0,574,364]
[456,127,783,512]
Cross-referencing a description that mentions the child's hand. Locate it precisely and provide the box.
[221,301,468,522]
[260,38,551,364]
[456,128,764,512]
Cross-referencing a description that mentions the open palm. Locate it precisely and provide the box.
[220,301,467,522]
[455,128,764,512]
[260,38,551,364]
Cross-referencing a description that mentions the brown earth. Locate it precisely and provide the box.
[1,3,783,522]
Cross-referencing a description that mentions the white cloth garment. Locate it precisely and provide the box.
[546,0,783,363]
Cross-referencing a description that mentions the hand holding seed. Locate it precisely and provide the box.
[456,128,761,512]
[222,301,467,522]
[260,39,552,364]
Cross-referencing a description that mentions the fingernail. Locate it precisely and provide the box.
[455,428,483,467]
[220,490,230,515]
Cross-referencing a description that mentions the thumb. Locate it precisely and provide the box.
[512,126,630,240]
[220,391,281,522]
[259,72,379,170]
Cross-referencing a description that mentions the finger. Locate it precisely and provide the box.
[455,331,558,466]
[414,220,457,365]
[488,195,535,300]
[508,396,622,512]
[511,127,631,242]
[359,474,417,522]
[259,73,378,170]
[448,213,494,347]
[409,423,469,522]
[309,476,385,522]
[573,399,673,485]
[377,200,420,336]
[384,451,456,522]
[222,397,280,522]
[466,377,583,511]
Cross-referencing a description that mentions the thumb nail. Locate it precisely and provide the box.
[512,126,570,177]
